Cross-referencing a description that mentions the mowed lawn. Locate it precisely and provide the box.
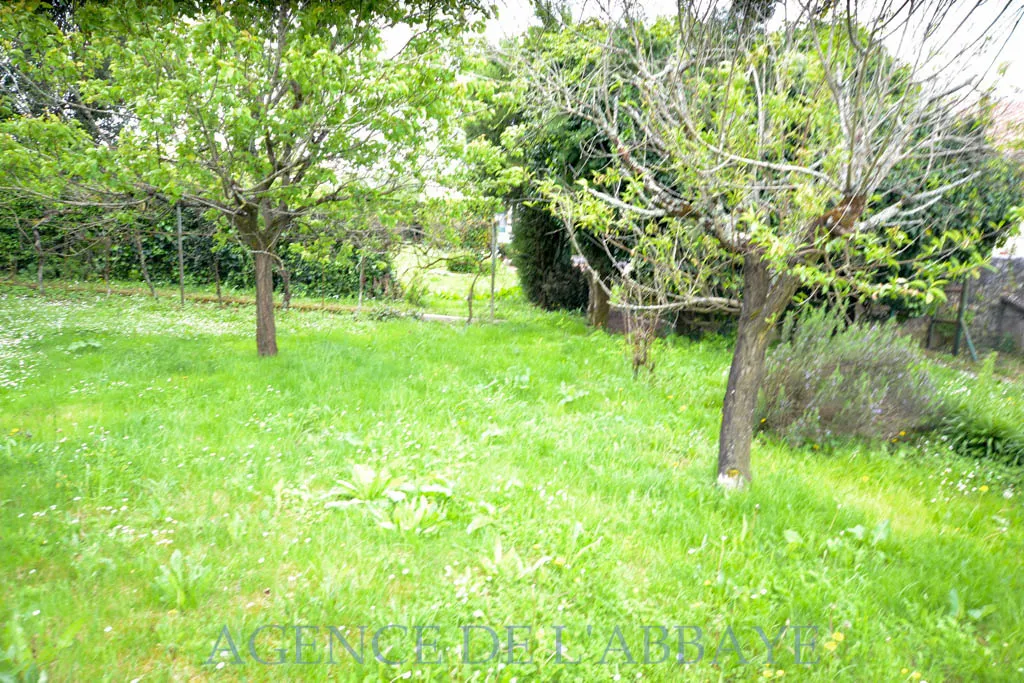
[1,290,1023,682]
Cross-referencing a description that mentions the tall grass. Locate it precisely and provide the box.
[1,290,1022,681]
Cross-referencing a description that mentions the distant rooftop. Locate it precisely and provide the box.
[992,101,1024,157]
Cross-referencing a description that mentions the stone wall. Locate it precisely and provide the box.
[922,257,1024,354]
[970,257,1024,352]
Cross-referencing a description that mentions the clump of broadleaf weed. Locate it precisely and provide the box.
[324,464,456,534]
[154,550,209,610]
[759,307,937,447]
[403,273,428,308]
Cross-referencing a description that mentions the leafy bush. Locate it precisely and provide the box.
[283,244,395,299]
[759,308,937,446]
[509,201,588,311]
[447,253,485,274]
[933,354,1024,467]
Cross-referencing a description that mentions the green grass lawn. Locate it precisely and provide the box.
[392,245,523,317]
[2,289,1023,681]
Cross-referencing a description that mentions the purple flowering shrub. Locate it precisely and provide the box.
[758,308,937,447]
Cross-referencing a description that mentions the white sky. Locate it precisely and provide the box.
[480,0,1024,99]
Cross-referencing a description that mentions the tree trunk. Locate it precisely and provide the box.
[490,221,497,323]
[253,250,278,357]
[280,264,291,311]
[213,253,222,306]
[60,234,69,279]
[271,252,291,312]
[33,225,45,295]
[587,272,610,328]
[103,236,112,297]
[176,204,186,306]
[133,233,156,298]
[466,271,483,324]
[716,256,795,488]
[237,205,282,357]
[358,253,366,311]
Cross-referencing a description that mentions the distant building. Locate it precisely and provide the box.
[994,233,1024,259]
[495,209,513,245]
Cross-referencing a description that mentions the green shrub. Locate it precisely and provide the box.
[759,308,937,446]
[509,202,588,311]
[447,253,485,274]
[283,244,395,299]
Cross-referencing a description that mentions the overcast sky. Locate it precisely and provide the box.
[479,0,1024,99]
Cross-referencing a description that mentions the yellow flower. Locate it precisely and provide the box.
[775,671,785,678]
[832,632,844,641]
[901,669,909,675]
[679,405,687,411]
[760,418,767,423]
[979,485,989,493]
[823,640,838,652]
[910,672,921,681]
[899,431,906,436]
[9,427,19,435]
[861,476,869,482]
[763,671,773,679]
[703,579,712,586]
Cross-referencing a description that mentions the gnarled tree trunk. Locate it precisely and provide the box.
[32,224,45,295]
[133,233,156,298]
[717,256,797,488]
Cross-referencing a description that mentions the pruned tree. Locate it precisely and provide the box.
[516,0,1023,487]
